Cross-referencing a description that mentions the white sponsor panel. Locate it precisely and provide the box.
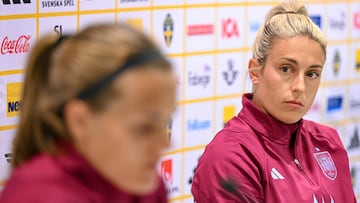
[216,53,245,96]
[153,0,183,6]
[0,19,36,71]
[79,13,115,30]
[38,16,78,38]
[186,8,215,52]
[39,0,77,13]
[183,198,195,203]
[323,45,348,82]
[118,11,151,35]
[184,101,213,148]
[323,86,346,123]
[80,0,115,10]
[185,55,214,100]
[348,84,360,119]
[327,3,347,40]
[183,148,205,196]
[246,5,270,46]
[351,43,360,79]
[157,154,182,199]
[0,74,23,126]
[345,122,360,157]
[165,105,182,152]
[351,3,360,39]
[217,6,244,49]
[0,0,35,15]
[306,3,326,32]
[152,9,184,55]
[118,0,150,8]
[215,97,242,134]
[0,129,16,188]
[349,161,360,201]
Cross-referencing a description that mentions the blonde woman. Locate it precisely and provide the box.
[0,23,176,203]
[191,1,356,202]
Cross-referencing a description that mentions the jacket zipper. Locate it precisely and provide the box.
[294,157,315,185]
[293,124,315,186]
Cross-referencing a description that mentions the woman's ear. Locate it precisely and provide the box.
[248,58,261,85]
[63,100,91,143]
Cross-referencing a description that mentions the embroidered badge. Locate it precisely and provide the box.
[314,151,337,180]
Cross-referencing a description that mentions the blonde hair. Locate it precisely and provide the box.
[12,23,170,167]
[252,0,327,66]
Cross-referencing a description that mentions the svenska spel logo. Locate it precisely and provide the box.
[7,82,22,117]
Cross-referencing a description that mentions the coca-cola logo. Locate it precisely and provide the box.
[1,35,31,55]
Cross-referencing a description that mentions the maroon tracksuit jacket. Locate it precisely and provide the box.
[192,94,356,203]
[0,143,167,203]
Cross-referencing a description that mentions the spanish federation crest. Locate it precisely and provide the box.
[314,151,337,180]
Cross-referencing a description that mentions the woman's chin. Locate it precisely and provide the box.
[117,172,159,195]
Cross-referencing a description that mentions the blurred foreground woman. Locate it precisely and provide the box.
[0,23,177,203]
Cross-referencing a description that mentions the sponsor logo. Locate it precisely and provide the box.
[314,151,337,180]
[188,157,200,185]
[187,118,211,131]
[161,159,173,184]
[310,15,322,28]
[356,49,360,72]
[249,21,261,32]
[187,24,214,36]
[270,168,285,180]
[350,98,360,110]
[221,18,239,39]
[222,59,238,85]
[223,105,235,126]
[329,12,346,31]
[347,127,359,151]
[2,0,30,4]
[332,49,340,76]
[54,25,63,37]
[4,153,12,163]
[163,13,174,47]
[126,18,143,31]
[7,82,22,117]
[1,35,31,55]
[161,159,179,194]
[188,64,211,88]
[326,95,343,112]
[166,119,172,140]
[41,0,75,8]
[354,11,360,29]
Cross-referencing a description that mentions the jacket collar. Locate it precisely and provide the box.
[240,93,302,144]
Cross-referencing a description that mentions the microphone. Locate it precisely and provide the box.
[220,178,260,203]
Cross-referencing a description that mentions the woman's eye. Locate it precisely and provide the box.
[307,71,320,79]
[280,66,292,73]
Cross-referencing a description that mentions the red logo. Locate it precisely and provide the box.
[222,18,239,39]
[354,12,360,29]
[1,35,31,55]
[187,24,213,36]
[161,159,173,184]
[314,151,337,180]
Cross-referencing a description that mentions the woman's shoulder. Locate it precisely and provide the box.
[0,153,90,203]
